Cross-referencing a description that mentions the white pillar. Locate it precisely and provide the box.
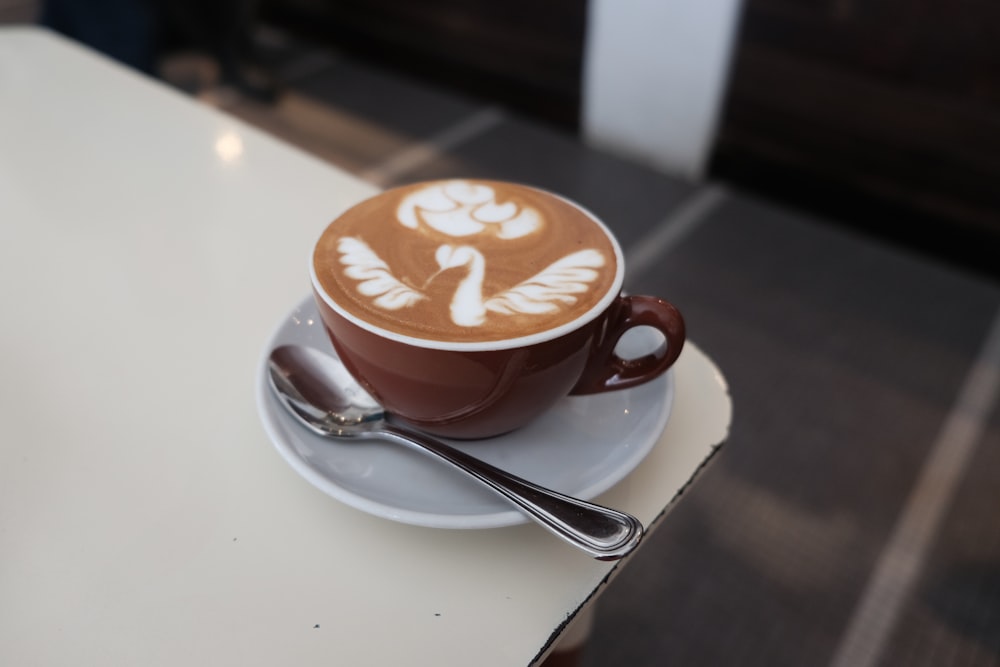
[582,0,744,180]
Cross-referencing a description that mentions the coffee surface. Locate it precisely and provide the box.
[313,180,619,343]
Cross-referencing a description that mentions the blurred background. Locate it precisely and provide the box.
[258,0,1000,282]
[3,0,998,278]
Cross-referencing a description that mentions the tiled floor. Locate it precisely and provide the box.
[0,0,35,24]
[16,18,1000,666]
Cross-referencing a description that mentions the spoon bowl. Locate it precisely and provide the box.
[267,344,644,560]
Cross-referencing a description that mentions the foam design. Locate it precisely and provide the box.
[315,179,620,343]
[397,180,541,239]
[337,237,425,310]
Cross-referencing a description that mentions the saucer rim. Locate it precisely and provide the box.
[255,296,674,529]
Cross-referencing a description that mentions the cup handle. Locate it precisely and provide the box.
[570,295,686,395]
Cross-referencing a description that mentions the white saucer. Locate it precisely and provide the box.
[256,296,675,529]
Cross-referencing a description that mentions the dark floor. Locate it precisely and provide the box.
[36,20,1000,666]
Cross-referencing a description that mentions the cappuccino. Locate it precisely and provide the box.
[313,180,621,345]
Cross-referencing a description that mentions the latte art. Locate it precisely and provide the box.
[397,180,541,239]
[338,238,604,328]
[313,180,621,343]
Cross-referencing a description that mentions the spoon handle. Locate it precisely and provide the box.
[377,423,644,560]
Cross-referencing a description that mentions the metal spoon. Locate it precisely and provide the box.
[267,344,644,560]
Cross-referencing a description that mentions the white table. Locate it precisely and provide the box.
[0,27,731,666]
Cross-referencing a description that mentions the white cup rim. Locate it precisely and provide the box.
[309,184,626,352]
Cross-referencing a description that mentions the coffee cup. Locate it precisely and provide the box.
[310,179,685,439]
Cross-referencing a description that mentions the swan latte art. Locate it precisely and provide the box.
[312,180,621,344]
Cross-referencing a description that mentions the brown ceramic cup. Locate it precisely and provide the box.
[310,180,685,439]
